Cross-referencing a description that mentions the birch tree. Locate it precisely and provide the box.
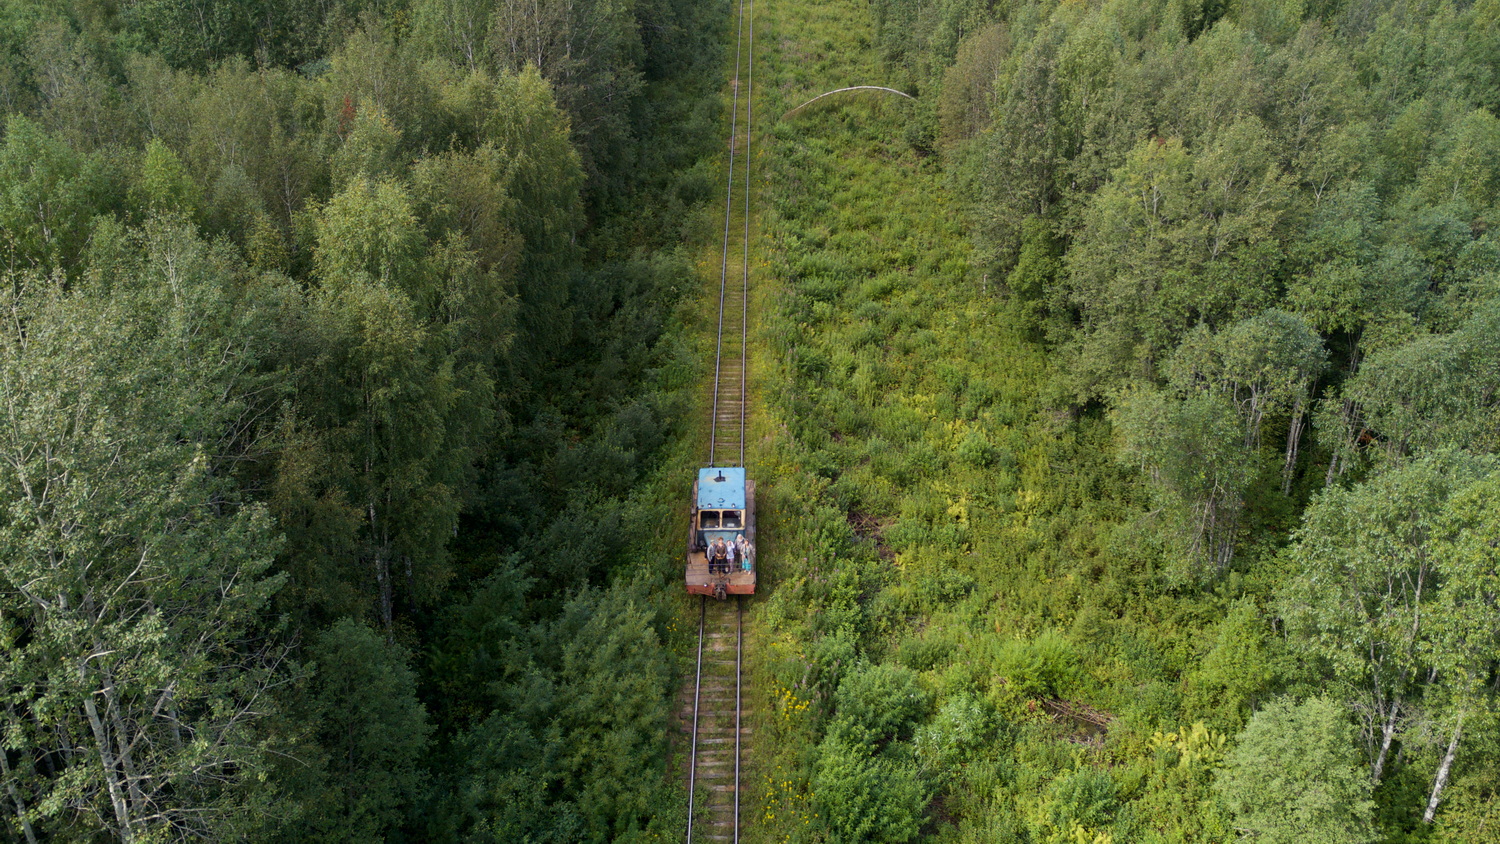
[0,245,287,840]
[1115,388,1255,577]
[1422,474,1500,823]
[1165,309,1327,491]
[1278,451,1496,787]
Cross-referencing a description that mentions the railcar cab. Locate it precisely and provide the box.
[687,467,756,598]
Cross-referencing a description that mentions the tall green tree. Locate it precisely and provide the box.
[1214,696,1377,844]
[298,618,434,842]
[0,114,104,276]
[1060,126,1292,398]
[450,584,672,841]
[1278,451,1497,786]
[1115,388,1255,576]
[1165,309,1326,490]
[300,277,462,627]
[1421,474,1500,823]
[0,234,288,841]
[411,0,491,70]
[484,0,644,187]
[970,20,1067,264]
[1323,302,1500,472]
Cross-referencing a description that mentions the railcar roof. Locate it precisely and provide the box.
[697,467,746,510]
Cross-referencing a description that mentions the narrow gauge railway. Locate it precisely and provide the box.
[683,0,756,835]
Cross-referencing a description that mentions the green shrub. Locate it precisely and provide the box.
[914,693,1003,776]
[812,734,929,844]
[1181,599,1272,732]
[833,661,932,742]
[991,629,1079,699]
[1046,768,1120,832]
[1114,681,1184,736]
[957,428,997,467]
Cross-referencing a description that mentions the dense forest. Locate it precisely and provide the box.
[0,0,724,840]
[746,0,1500,842]
[4,0,1500,842]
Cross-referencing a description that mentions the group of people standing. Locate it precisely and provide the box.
[708,535,752,574]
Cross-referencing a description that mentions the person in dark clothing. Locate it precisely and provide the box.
[710,537,728,573]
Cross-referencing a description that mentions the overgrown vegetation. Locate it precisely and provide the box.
[745,0,1500,841]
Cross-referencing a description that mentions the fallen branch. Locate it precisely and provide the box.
[782,86,915,119]
[1042,698,1115,729]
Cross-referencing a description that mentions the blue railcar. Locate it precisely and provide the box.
[687,467,756,598]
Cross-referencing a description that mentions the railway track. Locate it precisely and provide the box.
[686,0,756,837]
[708,0,754,468]
[684,597,746,842]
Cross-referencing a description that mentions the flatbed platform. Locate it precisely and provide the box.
[685,550,757,596]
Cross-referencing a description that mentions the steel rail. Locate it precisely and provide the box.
[733,596,743,843]
[709,0,750,464]
[686,597,706,844]
[738,0,753,469]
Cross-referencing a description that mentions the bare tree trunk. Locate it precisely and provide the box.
[161,687,185,750]
[1371,699,1400,784]
[372,501,393,631]
[1325,396,1359,484]
[1282,405,1306,495]
[82,691,135,843]
[82,636,152,820]
[533,0,544,67]
[405,553,416,614]
[1246,387,1265,451]
[1424,711,1464,823]
[0,748,38,844]
[102,674,149,815]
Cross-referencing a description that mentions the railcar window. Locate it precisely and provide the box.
[700,511,721,529]
[723,511,742,529]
